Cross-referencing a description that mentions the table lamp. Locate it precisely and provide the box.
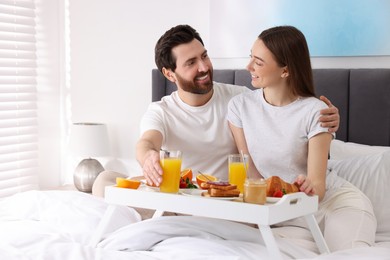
[70,122,110,192]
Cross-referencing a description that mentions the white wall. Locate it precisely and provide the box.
[64,0,211,182]
[38,0,390,187]
[212,56,390,70]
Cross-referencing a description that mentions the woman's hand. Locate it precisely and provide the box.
[294,174,315,196]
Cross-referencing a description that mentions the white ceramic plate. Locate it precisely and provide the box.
[180,189,239,200]
[180,189,203,196]
[266,197,281,203]
[131,175,159,188]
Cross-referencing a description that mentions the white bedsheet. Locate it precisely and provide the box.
[0,190,389,260]
[99,215,321,259]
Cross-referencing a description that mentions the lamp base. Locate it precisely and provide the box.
[73,158,105,192]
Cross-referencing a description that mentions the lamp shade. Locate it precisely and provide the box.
[69,123,110,158]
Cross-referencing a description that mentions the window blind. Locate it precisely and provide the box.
[0,0,38,198]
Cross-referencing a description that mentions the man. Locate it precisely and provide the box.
[136,24,339,187]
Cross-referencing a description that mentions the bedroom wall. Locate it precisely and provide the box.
[39,0,390,188]
[62,0,212,184]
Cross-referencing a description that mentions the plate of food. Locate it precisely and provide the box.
[131,175,158,186]
[179,189,203,196]
[129,176,160,191]
[180,189,239,200]
[181,181,241,201]
[130,175,146,182]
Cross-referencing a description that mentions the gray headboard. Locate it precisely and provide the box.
[152,69,390,146]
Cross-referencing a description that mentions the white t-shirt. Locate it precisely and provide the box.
[227,88,344,192]
[140,82,248,180]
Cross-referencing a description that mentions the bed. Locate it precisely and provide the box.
[1,69,389,259]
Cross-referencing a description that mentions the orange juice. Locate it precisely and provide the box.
[228,162,247,193]
[160,157,182,193]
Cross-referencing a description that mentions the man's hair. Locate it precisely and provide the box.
[259,26,315,97]
[155,24,204,72]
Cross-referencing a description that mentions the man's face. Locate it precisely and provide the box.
[170,39,213,94]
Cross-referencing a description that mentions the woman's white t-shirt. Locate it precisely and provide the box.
[227,89,344,192]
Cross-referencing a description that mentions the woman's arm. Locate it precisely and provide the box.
[228,122,263,179]
[295,132,332,201]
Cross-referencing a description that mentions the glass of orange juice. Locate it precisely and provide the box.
[228,154,248,194]
[160,150,182,193]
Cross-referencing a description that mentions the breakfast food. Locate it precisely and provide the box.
[116,177,141,189]
[180,168,193,182]
[265,176,299,197]
[209,187,240,197]
[243,179,267,205]
[200,181,230,189]
[179,176,197,189]
[201,181,240,197]
[196,173,218,188]
[179,168,197,189]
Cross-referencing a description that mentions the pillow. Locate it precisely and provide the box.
[328,151,390,242]
[330,139,390,160]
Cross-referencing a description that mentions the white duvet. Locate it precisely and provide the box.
[0,190,389,260]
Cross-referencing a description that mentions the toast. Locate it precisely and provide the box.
[209,188,240,197]
[201,181,230,189]
[209,184,237,190]
[201,181,240,197]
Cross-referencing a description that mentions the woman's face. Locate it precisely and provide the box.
[246,39,286,89]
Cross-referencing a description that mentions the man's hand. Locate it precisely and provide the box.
[319,95,340,133]
[136,130,164,187]
[142,150,163,186]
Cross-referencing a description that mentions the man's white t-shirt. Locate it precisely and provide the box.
[227,88,345,192]
[140,82,248,180]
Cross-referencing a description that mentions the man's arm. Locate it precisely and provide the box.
[136,130,163,186]
[319,95,340,133]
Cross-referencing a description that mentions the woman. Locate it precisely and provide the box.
[227,25,376,251]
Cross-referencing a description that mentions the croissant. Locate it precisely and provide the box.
[266,176,299,197]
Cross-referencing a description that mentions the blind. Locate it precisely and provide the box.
[0,0,38,198]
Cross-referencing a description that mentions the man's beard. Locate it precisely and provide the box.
[175,70,213,94]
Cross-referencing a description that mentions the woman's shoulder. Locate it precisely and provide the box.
[300,96,328,109]
[229,88,258,105]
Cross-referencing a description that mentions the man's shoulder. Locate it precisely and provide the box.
[152,92,177,106]
[144,95,175,115]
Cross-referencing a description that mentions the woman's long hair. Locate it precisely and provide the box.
[259,26,315,97]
